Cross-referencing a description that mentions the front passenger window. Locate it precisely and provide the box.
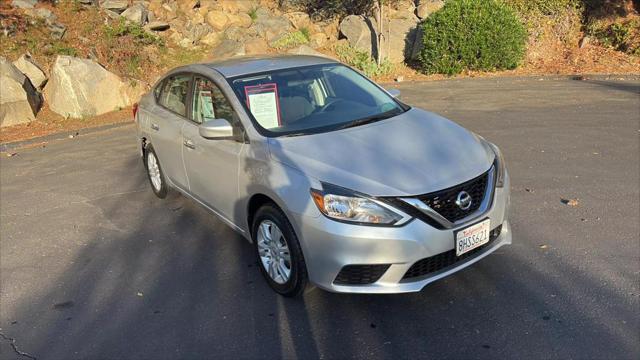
[159,75,191,117]
[192,77,235,125]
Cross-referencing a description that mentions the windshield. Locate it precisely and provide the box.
[229,64,408,137]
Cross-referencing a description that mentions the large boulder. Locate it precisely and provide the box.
[13,54,47,89]
[339,15,376,56]
[43,56,137,118]
[288,45,332,59]
[211,39,245,59]
[245,38,269,55]
[0,57,41,127]
[206,10,228,31]
[253,8,292,41]
[416,0,444,19]
[101,0,129,13]
[340,14,420,63]
[11,0,36,9]
[120,3,148,25]
[382,17,420,63]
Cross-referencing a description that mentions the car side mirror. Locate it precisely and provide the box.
[199,118,233,139]
[387,88,401,98]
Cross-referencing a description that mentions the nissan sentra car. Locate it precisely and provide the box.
[134,55,511,297]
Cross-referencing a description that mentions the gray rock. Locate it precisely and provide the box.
[101,0,129,13]
[146,21,170,32]
[44,56,137,118]
[381,17,420,63]
[13,54,47,89]
[47,22,67,40]
[224,25,257,42]
[11,0,36,9]
[211,39,245,59]
[339,15,377,56]
[0,57,41,127]
[253,8,292,41]
[416,0,444,19]
[408,25,424,61]
[287,45,333,59]
[185,23,212,42]
[24,8,57,23]
[120,3,147,25]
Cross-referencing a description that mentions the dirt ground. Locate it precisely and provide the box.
[0,106,133,144]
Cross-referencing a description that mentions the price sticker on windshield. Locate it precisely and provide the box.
[245,83,281,129]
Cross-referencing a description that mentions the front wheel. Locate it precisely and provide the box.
[144,145,168,199]
[252,204,308,297]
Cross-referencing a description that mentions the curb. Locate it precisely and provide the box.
[1,121,134,153]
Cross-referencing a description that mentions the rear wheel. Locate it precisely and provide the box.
[144,145,168,198]
[252,204,308,297]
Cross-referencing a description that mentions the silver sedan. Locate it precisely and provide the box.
[134,55,511,296]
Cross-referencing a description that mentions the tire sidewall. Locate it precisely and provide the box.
[144,145,168,198]
[252,205,306,296]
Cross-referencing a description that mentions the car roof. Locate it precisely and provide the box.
[201,55,339,78]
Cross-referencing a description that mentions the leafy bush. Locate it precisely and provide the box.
[104,18,161,45]
[291,0,375,20]
[419,0,527,75]
[590,18,640,55]
[271,30,310,49]
[50,42,78,56]
[247,7,258,21]
[335,44,394,77]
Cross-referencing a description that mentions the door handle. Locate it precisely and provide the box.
[183,139,196,149]
[151,123,159,131]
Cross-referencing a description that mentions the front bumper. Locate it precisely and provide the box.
[291,180,511,294]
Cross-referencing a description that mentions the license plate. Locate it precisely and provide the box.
[455,219,491,256]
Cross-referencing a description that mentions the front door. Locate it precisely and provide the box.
[149,74,191,188]
[182,76,245,221]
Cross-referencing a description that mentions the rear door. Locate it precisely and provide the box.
[181,76,245,220]
[149,74,192,189]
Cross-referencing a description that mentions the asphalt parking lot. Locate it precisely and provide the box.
[1,77,638,360]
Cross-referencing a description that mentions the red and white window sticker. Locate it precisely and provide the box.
[245,83,281,129]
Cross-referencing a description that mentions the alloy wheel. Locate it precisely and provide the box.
[257,220,292,284]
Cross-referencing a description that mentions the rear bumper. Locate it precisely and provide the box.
[291,179,511,294]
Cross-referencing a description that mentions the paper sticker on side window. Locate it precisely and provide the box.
[245,83,281,129]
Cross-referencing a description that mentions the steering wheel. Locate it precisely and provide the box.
[315,98,346,113]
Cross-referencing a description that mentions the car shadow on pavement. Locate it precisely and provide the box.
[579,79,640,95]
[2,139,638,359]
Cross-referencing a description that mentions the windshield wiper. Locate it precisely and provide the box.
[338,109,402,130]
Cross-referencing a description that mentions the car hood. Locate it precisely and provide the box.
[267,108,495,196]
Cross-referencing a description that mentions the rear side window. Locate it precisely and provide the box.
[159,75,191,117]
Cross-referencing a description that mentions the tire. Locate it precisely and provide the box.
[144,144,168,199]
[252,204,308,297]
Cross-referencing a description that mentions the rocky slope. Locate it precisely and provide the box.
[1,0,638,130]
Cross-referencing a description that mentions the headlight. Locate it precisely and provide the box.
[310,183,409,226]
[488,142,506,188]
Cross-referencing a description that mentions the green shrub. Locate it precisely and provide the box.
[104,18,161,45]
[335,44,394,78]
[50,42,78,56]
[419,0,527,75]
[271,30,310,49]
[591,18,640,55]
[247,7,258,21]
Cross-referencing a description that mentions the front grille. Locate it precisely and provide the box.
[402,224,502,280]
[417,171,489,223]
[334,264,391,285]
